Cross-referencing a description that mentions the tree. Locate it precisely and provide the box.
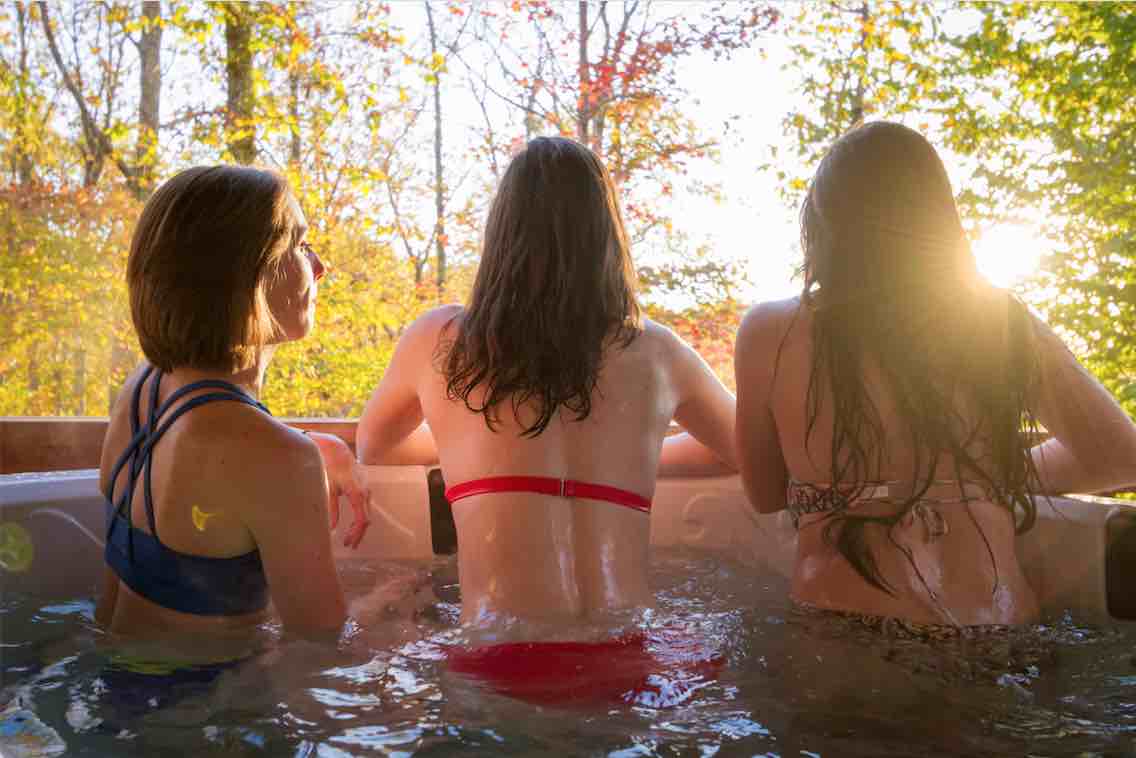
[942,3,1136,416]
[2,1,40,186]
[772,1,943,203]
[774,1,1136,419]
[223,2,256,163]
[460,0,778,244]
[425,1,447,291]
[36,1,147,196]
[135,0,161,190]
[2,2,781,415]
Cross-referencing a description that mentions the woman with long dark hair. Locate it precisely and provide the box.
[356,137,736,700]
[735,121,1136,627]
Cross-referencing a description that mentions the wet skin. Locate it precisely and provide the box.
[357,307,738,638]
[735,295,1136,626]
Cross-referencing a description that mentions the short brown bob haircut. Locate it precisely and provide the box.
[443,136,642,437]
[128,165,304,373]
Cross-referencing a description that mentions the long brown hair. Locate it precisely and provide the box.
[796,121,1042,594]
[443,137,642,437]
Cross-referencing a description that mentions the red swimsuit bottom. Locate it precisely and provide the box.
[444,477,717,707]
[447,627,724,708]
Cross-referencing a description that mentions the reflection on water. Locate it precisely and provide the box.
[2,550,1135,756]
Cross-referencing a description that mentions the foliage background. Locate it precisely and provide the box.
[0,1,1132,421]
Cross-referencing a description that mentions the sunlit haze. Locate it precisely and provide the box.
[972,223,1050,289]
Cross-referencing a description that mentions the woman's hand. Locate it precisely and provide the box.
[305,431,370,549]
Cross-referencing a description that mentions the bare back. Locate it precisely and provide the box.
[736,297,1038,626]
[358,306,736,635]
[97,366,346,641]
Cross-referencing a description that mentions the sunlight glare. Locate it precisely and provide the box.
[972,223,1048,289]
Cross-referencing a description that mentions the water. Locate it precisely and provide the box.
[2,550,1135,756]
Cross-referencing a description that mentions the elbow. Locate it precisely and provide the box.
[356,442,375,466]
[1081,444,1136,494]
[752,496,786,515]
[355,427,379,466]
[280,603,348,642]
[284,620,346,643]
[1103,460,1136,494]
[715,441,740,473]
[739,474,787,514]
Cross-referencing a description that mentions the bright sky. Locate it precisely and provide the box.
[371,4,1051,307]
[669,28,1052,306]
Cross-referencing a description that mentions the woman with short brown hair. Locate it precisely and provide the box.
[98,165,365,640]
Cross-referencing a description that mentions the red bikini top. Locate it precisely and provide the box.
[444,475,652,513]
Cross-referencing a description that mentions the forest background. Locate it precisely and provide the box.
[1,1,1133,421]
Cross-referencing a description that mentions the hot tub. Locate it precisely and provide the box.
[2,468,1135,756]
[3,467,1134,622]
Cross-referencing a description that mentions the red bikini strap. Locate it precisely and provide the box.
[562,479,651,513]
[444,475,651,513]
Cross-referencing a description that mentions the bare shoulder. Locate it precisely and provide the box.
[201,405,312,463]
[108,364,152,422]
[408,304,464,340]
[395,304,463,359]
[738,296,805,348]
[639,318,686,354]
[615,319,688,372]
[181,405,324,507]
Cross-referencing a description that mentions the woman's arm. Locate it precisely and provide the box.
[661,322,738,471]
[237,433,347,639]
[1030,317,1136,495]
[363,422,439,465]
[734,302,790,513]
[659,431,736,477]
[94,566,120,627]
[356,307,454,466]
[304,431,370,548]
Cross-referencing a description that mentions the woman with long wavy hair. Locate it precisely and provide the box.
[735,121,1136,628]
[355,137,736,701]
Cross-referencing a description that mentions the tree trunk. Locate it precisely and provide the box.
[850,2,868,127]
[52,338,64,415]
[425,2,446,294]
[73,346,87,415]
[27,340,39,394]
[13,2,34,185]
[576,1,590,144]
[137,0,162,190]
[225,4,256,164]
[288,68,302,165]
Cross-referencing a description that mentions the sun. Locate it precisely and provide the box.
[971,223,1049,289]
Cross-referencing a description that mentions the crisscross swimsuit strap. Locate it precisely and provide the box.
[103,366,272,616]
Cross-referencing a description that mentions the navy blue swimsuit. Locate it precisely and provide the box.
[104,366,271,616]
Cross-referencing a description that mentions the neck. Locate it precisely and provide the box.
[171,345,276,399]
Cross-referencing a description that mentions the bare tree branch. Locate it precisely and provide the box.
[36,1,142,196]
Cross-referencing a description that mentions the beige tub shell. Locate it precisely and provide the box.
[3,467,1133,624]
